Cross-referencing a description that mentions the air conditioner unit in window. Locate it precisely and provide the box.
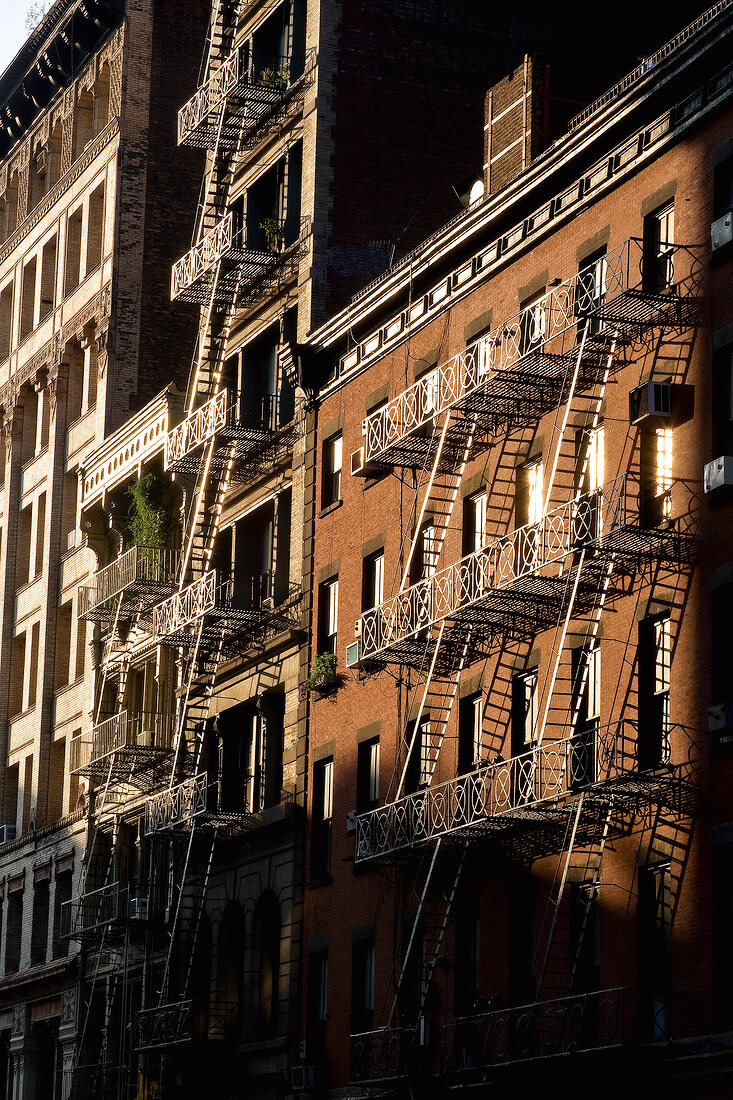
[291,1066,319,1091]
[0,824,16,845]
[351,446,387,478]
[629,381,672,425]
[346,640,362,669]
[708,703,733,732]
[129,897,148,921]
[704,456,733,494]
[712,209,733,252]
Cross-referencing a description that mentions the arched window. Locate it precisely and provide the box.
[252,891,281,1038]
[217,900,246,1020]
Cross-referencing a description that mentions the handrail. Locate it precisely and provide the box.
[70,710,177,773]
[359,238,698,466]
[78,546,180,616]
[354,719,669,862]
[357,476,627,662]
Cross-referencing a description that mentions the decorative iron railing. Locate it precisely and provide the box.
[69,711,177,774]
[153,571,218,640]
[165,389,228,470]
[444,987,636,1071]
[178,48,242,144]
[357,478,626,662]
[359,238,697,467]
[78,547,180,618]
[137,1000,193,1050]
[171,213,235,299]
[144,773,209,834]
[354,720,657,862]
[351,1027,407,1082]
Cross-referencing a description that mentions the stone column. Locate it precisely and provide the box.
[59,989,76,1100]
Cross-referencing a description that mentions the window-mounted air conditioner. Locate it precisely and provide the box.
[704,456,733,494]
[712,209,733,252]
[129,897,148,921]
[351,447,387,478]
[291,1066,319,1091]
[629,381,673,425]
[0,824,16,845]
[346,640,362,669]
[346,809,357,833]
[708,703,733,732]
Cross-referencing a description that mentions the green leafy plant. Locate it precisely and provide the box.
[259,217,285,252]
[258,65,289,92]
[127,473,178,551]
[305,651,338,692]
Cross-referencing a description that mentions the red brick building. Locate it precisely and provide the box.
[303,3,733,1095]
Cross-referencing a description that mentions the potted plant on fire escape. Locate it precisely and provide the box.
[259,217,286,254]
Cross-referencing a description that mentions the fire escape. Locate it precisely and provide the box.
[346,236,700,1085]
[68,1,310,1095]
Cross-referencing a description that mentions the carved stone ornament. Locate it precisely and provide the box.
[61,988,76,1026]
[11,1003,24,1036]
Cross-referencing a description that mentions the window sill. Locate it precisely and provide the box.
[319,499,343,519]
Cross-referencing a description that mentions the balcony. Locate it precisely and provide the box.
[143,771,289,836]
[69,710,176,788]
[170,212,309,308]
[136,998,240,1050]
[354,476,682,671]
[78,546,180,621]
[351,1027,409,1084]
[152,569,300,655]
[443,987,637,1074]
[165,389,299,479]
[354,720,685,865]
[60,882,154,943]
[178,48,316,151]
[357,239,701,472]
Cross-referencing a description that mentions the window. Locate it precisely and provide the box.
[307,949,329,1058]
[9,632,26,717]
[39,236,56,323]
[411,523,438,583]
[20,256,36,341]
[322,434,342,507]
[640,427,673,524]
[0,281,13,360]
[463,490,487,555]
[53,870,72,959]
[574,427,604,545]
[405,717,431,793]
[519,288,547,355]
[5,885,23,974]
[27,623,40,711]
[576,248,607,337]
[362,550,384,611]
[34,492,46,576]
[54,603,73,691]
[311,757,334,878]
[512,668,538,755]
[351,936,376,1034]
[458,692,483,775]
[357,738,380,811]
[64,207,83,296]
[644,202,674,292]
[31,877,50,965]
[517,460,543,528]
[16,504,32,587]
[252,892,282,1039]
[570,645,600,788]
[638,863,671,1039]
[86,183,105,273]
[318,578,338,654]
[454,898,480,1015]
[638,614,670,770]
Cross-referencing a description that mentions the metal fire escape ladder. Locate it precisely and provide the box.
[387,841,467,1032]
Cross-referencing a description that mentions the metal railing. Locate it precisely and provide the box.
[178,48,243,144]
[359,238,696,467]
[354,720,659,862]
[165,389,228,470]
[137,1000,193,1050]
[152,569,294,642]
[78,547,180,618]
[171,212,237,299]
[351,1027,407,1083]
[357,478,626,662]
[60,882,129,939]
[568,1,732,130]
[70,710,177,774]
[144,773,209,833]
[153,571,218,639]
[444,987,636,1071]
